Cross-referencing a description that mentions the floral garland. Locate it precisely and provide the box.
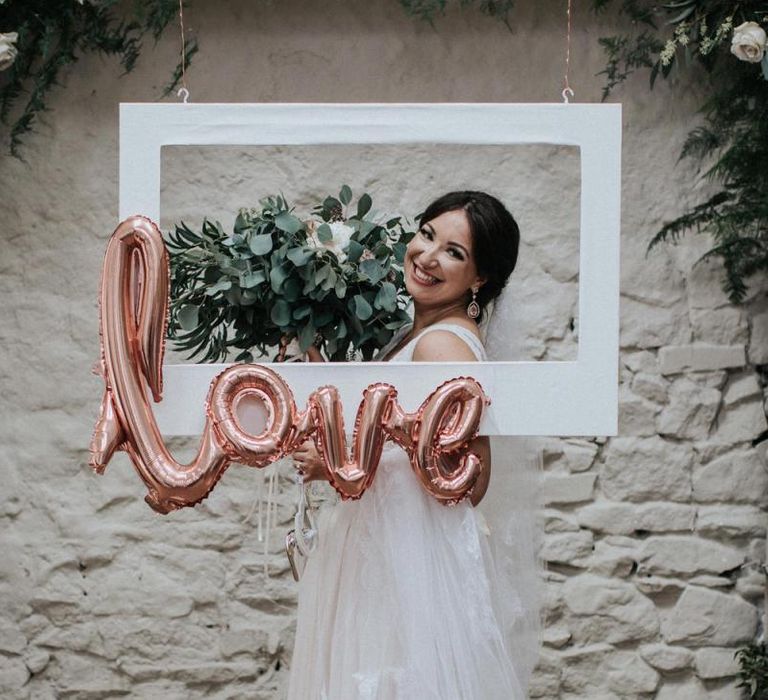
[0,0,197,158]
[593,1,768,303]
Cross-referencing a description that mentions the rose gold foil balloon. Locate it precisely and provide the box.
[310,383,396,500]
[388,377,490,505]
[89,216,490,511]
[88,216,311,513]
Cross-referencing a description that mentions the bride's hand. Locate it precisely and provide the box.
[305,345,325,362]
[293,439,328,482]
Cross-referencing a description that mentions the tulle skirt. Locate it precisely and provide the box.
[286,443,526,700]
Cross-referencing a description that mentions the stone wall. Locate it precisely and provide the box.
[0,0,765,698]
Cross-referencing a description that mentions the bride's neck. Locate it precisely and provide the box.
[411,300,466,334]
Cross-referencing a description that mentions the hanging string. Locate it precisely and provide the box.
[562,0,575,103]
[177,0,190,103]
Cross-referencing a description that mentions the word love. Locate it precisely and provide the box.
[88,216,490,513]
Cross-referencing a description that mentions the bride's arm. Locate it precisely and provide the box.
[412,331,491,507]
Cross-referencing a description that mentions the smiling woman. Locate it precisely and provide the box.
[288,191,532,699]
[374,190,520,362]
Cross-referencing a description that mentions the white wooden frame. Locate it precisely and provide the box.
[119,102,621,436]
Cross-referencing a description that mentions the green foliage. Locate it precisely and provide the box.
[166,186,415,363]
[0,0,196,158]
[735,642,768,699]
[592,0,768,303]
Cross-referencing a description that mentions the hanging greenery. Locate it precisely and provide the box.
[0,0,197,158]
[592,1,768,304]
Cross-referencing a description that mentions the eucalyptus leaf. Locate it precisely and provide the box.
[299,322,316,352]
[177,304,199,331]
[353,294,373,321]
[205,278,232,295]
[347,239,364,263]
[283,278,301,302]
[271,299,291,326]
[287,247,314,266]
[359,258,385,283]
[249,234,273,256]
[339,185,352,205]
[374,282,397,311]
[241,270,266,288]
[317,223,332,243]
[274,211,303,235]
[357,193,373,218]
[270,264,288,293]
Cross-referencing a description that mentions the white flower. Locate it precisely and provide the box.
[307,220,356,262]
[0,32,19,72]
[730,21,767,64]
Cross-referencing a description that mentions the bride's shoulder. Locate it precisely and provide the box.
[411,317,484,362]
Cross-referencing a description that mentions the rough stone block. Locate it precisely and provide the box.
[662,586,758,646]
[602,650,660,695]
[657,377,721,438]
[623,350,658,374]
[693,449,768,504]
[540,531,594,566]
[696,505,768,538]
[691,306,748,346]
[586,536,637,577]
[542,473,596,505]
[619,385,660,437]
[576,501,695,535]
[600,437,692,502]
[639,643,693,672]
[637,536,744,577]
[713,397,768,445]
[748,308,768,364]
[658,344,745,374]
[694,647,740,679]
[563,574,659,644]
[620,298,691,350]
[631,371,669,404]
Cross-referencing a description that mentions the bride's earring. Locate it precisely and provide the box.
[467,287,480,319]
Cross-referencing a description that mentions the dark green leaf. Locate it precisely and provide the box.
[274,211,303,234]
[299,322,316,352]
[249,234,273,256]
[317,223,332,243]
[287,247,314,266]
[353,294,373,320]
[205,278,232,295]
[271,299,291,326]
[357,193,372,218]
[339,185,352,205]
[360,258,385,283]
[241,270,266,288]
[374,282,397,311]
[270,264,288,293]
[347,239,364,263]
[177,304,199,330]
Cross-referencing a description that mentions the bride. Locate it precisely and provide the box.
[286,191,540,699]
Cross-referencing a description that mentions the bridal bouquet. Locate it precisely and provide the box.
[166,187,414,362]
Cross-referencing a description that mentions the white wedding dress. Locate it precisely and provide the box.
[285,323,531,700]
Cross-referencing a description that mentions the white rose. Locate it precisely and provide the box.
[730,21,767,63]
[307,220,355,262]
[0,32,19,72]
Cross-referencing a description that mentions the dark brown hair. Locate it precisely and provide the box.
[417,191,520,321]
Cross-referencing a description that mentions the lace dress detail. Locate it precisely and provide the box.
[285,324,525,700]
